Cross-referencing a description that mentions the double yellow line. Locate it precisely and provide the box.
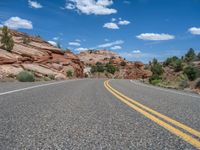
[104,80,200,148]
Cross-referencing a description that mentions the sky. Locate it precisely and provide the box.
[0,0,200,63]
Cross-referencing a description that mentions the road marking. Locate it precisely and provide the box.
[130,80,200,99]
[0,79,79,96]
[107,80,200,138]
[104,80,200,148]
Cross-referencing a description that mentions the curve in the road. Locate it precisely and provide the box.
[104,80,200,149]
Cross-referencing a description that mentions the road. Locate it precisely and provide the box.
[0,79,200,149]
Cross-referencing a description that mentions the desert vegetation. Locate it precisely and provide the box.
[0,26,14,52]
[147,48,200,91]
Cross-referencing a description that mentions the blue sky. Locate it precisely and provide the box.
[0,0,200,63]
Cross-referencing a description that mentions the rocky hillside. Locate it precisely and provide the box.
[145,48,200,94]
[0,29,84,81]
[78,50,152,79]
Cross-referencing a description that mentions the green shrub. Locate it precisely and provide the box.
[22,36,30,44]
[48,74,55,80]
[106,64,116,74]
[149,75,161,83]
[96,62,105,72]
[66,70,73,77]
[183,66,198,81]
[185,48,196,62]
[16,71,35,82]
[173,59,183,72]
[150,63,164,76]
[164,56,179,66]
[91,65,97,73]
[0,26,14,52]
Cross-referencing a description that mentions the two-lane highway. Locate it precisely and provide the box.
[0,79,199,149]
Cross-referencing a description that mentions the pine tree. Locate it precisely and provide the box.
[1,26,14,52]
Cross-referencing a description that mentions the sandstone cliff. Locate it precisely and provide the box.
[0,29,84,80]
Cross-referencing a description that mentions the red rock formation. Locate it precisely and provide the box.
[78,50,152,79]
[0,29,84,80]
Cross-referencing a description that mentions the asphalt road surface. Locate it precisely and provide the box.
[0,79,200,149]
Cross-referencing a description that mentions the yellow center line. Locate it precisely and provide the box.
[104,80,200,149]
[106,80,200,138]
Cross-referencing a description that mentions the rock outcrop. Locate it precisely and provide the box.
[78,50,151,79]
[0,29,84,80]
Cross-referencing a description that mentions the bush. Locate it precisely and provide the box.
[22,36,30,44]
[120,61,126,66]
[185,48,196,62]
[48,74,55,80]
[96,62,105,72]
[183,66,198,81]
[91,65,97,73]
[173,59,183,72]
[149,75,161,83]
[0,26,14,52]
[16,71,35,82]
[151,63,164,76]
[164,56,179,66]
[106,64,116,74]
[66,70,73,77]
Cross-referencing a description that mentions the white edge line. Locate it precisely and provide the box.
[0,79,80,96]
[130,80,200,99]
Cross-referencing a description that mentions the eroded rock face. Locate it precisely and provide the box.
[0,29,84,80]
[78,50,152,79]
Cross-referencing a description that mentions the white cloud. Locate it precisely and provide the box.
[0,24,3,28]
[48,41,57,46]
[111,18,116,22]
[103,22,119,29]
[188,27,200,35]
[53,37,59,40]
[68,42,81,46]
[28,0,43,9]
[76,47,88,52]
[110,45,122,50]
[98,40,124,48]
[3,17,33,29]
[136,33,175,41]
[132,50,141,54]
[75,39,81,42]
[118,20,130,25]
[65,0,117,15]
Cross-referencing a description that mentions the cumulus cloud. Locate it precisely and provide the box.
[76,47,88,52]
[53,37,59,40]
[28,0,43,9]
[103,22,119,29]
[68,42,81,46]
[65,0,117,15]
[75,39,81,42]
[110,45,122,50]
[98,40,124,48]
[3,17,33,29]
[188,27,200,35]
[136,33,175,41]
[104,18,130,29]
[118,20,130,25]
[0,24,3,28]
[48,41,57,46]
[132,50,141,54]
